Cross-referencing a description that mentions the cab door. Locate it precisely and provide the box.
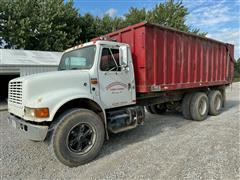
[98,45,135,109]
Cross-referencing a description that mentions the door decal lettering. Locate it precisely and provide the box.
[106,82,128,91]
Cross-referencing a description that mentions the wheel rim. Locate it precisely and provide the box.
[198,98,207,116]
[214,95,222,111]
[66,123,96,154]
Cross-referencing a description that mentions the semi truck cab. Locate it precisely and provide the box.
[8,40,145,167]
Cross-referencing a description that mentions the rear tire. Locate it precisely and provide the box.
[182,93,194,120]
[190,92,209,121]
[150,104,166,114]
[50,108,105,167]
[208,90,223,116]
[221,88,226,107]
[145,106,154,114]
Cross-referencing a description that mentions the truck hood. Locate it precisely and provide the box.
[10,70,90,106]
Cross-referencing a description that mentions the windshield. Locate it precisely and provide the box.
[59,45,96,70]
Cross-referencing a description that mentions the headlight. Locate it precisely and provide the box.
[24,107,49,118]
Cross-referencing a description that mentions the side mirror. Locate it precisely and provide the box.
[119,45,128,69]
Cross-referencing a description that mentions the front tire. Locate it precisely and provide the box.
[51,108,105,167]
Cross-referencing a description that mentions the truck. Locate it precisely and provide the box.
[8,22,234,167]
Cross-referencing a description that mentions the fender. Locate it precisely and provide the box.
[26,89,107,126]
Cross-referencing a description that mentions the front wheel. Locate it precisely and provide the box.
[50,108,105,167]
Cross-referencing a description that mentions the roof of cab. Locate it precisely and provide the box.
[64,40,128,53]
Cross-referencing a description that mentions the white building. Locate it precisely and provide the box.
[0,49,62,100]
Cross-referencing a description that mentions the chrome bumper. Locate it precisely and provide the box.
[8,114,49,141]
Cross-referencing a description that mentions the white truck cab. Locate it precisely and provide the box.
[8,40,144,167]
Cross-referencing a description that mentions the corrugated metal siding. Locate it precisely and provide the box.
[0,49,62,65]
[0,65,58,76]
[145,26,234,91]
[0,49,61,76]
[94,22,234,93]
[19,66,58,76]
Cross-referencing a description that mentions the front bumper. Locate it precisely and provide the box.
[8,114,49,141]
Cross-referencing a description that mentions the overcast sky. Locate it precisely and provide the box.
[73,0,240,59]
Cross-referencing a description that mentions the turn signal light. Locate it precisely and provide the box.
[91,78,98,85]
[34,108,49,118]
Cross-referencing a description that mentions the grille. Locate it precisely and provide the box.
[9,81,23,105]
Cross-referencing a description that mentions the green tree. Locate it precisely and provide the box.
[124,7,147,26]
[234,58,240,81]
[0,0,81,51]
[111,17,125,31]
[123,0,206,36]
[0,0,207,50]
[95,15,114,36]
[79,13,97,42]
[95,15,125,36]
[148,0,189,31]
[79,14,125,42]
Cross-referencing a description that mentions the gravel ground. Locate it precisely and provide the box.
[0,83,239,180]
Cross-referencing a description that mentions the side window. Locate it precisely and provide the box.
[100,48,120,71]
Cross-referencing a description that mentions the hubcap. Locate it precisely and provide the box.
[67,123,96,154]
[198,98,207,116]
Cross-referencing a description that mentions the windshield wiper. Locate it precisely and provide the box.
[70,68,83,70]
[59,67,85,70]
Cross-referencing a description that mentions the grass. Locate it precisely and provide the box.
[233,77,240,82]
